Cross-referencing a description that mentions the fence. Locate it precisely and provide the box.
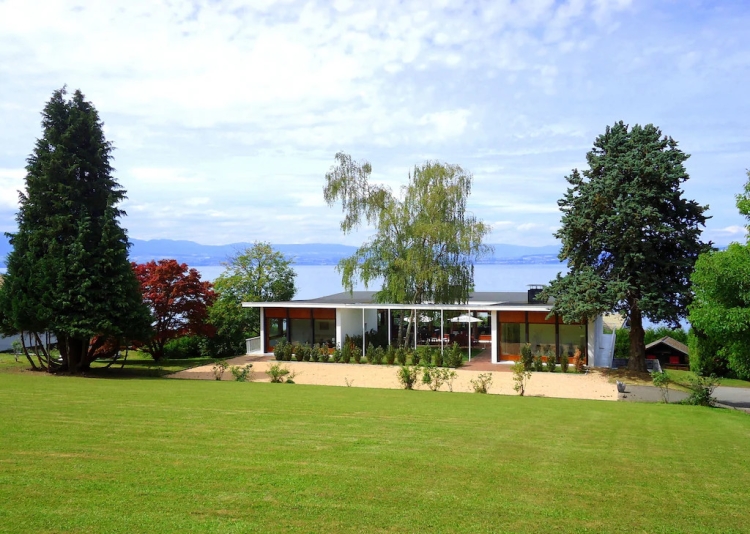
[245,336,262,354]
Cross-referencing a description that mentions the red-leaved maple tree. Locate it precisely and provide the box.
[133,259,216,360]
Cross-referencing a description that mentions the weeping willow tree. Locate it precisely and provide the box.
[324,153,491,347]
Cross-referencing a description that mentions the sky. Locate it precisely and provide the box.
[0,0,748,248]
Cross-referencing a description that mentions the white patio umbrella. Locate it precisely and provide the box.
[450,314,482,361]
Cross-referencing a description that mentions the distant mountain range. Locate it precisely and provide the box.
[0,236,562,267]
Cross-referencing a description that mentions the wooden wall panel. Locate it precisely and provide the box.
[313,308,336,320]
[288,308,312,319]
[527,311,556,324]
[498,311,526,323]
[264,307,287,318]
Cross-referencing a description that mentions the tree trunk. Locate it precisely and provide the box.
[627,300,647,372]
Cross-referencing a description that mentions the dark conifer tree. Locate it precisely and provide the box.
[0,87,151,372]
[541,122,710,372]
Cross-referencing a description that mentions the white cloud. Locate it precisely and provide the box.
[0,0,747,250]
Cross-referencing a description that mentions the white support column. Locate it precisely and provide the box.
[259,308,266,353]
[491,311,498,363]
[414,308,417,350]
[362,308,366,358]
[440,309,444,356]
[388,309,391,348]
[335,309,343,348]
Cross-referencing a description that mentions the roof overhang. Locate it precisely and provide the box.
[241,301,553,312]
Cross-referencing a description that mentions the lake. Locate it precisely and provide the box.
[195,263,568,300]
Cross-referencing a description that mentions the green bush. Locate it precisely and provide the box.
[421,366,457,392]
[520,343,533,371]
[283,342,294,361]
[533,354,544,372]
[396,347,407,366]
[310,343,320,362]
[512,362,531,396]
[367,343,377,364]
[445,343,463,368]
[163,336,202,360]
[332,345,342,363]
[267,363,295,383]
[682,374,719,407]
[353,346,363,364]
[546,350,557,372]
[229,364,253,382]
[385,346,396,365]
[470,373,493,394]
[318,345,329,363]
[397,365,419,390]
[211,360,228,380]
[293,343,306,362]
[273,339,287,361]
[341,342,352,364]
[371,346,385,365]
[689,331,730,378]
[433,348,443,368]
[560,353,569,373]
[652,371,671,403]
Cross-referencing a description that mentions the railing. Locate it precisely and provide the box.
[246,336,262,354]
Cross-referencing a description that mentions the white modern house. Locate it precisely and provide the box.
[242,288,615,366]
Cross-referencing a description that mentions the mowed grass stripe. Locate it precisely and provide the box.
[0,374,748,533]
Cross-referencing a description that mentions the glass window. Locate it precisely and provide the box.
[500,323,527,356]
[314,319,335,346]
[290,319,313,345]
[529,324,556,358]
[267,318,287,348]
[559,324,586,359]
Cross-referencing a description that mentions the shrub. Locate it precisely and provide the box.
[310,343,320,362]
[372,346,385,365]
[546,350,557,372]
[385,346,397,365]
[445,343,463,368]
[533,354,544,372]
[470,373,493,394]
[682,374,719,407]
[211,360,228,381]
[520,343,533,371]
[560,353,570,373]
[268,363,296,383]
[422,366,457,392]
[341,342,352,364]
[318,344,329,363]
[573,348,586,373]
[512,361,531,396]
[397,365,419,390]
[433,348,444,367]
[229,363,253,382]
[414,346,431,366]
[163,335,202,360]
[396,347,407,366]
[367,343,377,364]
[652,371,671,403]
[283,342,294,361]
[352,346,363,364]
[332,345,342,363]
[273,339,287,361]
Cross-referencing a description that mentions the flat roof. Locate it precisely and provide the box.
[242,290,552,312]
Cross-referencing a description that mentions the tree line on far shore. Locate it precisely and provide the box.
[1,87,748,380]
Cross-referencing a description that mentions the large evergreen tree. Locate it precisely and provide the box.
[0,87,151,373]
[540,122,710,372]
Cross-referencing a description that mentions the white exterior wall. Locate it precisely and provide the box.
[588,316,598,367]
[491,311,498,363]
[336,308,377,348]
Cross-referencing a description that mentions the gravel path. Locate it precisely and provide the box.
[170,356,618,401]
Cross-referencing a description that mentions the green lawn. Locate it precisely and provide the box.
[0,351,218,378]
[0,373,748,533]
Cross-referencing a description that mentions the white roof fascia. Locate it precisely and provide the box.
[241,302,552,312]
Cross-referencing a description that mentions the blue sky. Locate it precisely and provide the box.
[0,0,748,247]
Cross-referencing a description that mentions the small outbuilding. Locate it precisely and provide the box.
[645,336,690,369]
